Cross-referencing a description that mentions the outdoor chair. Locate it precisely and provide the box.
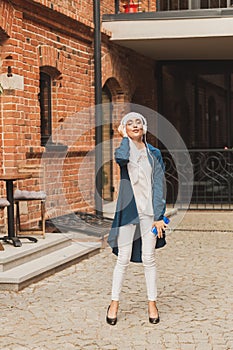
[14,164,46,238]
[0,198,10,208]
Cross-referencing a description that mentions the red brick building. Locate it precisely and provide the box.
[1,0,233,234]
[0,0,158,231]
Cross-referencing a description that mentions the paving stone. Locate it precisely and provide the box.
[0,212,233,349]
[195,343,213,350]
[180,344,196,350]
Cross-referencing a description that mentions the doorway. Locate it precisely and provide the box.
[158,60,233,208]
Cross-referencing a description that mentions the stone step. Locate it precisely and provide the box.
[0,241,101,291]
[0,234,72,272]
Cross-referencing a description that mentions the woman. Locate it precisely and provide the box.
[106,112,167,326]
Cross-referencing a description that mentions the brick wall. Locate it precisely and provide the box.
[0,0,14,40]
[117,1,157,13]
[29,0,156,20]
[0,0,156,232]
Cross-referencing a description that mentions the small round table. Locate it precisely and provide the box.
[0,173,38,247]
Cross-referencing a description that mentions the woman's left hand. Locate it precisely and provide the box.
[152,220,167,238]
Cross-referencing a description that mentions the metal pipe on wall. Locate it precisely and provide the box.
[93,0,103,216]
[115,0,120,13]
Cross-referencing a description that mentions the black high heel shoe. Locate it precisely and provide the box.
[149,314,160,324]
[149,306,160,324]
[106,305,117,326]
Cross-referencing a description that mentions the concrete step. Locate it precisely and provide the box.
[0,234,72,272]
[0,241,101,291]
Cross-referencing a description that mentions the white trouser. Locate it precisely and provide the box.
[111,214,157,301]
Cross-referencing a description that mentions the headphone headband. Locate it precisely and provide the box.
[121,112,147,126]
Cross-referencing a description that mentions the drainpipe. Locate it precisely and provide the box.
[115,0,120,13]
[93,0,103,216]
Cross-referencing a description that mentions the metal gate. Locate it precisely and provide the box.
[163,149,233,209]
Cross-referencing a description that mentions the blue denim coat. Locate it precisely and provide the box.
[107,137,166,263]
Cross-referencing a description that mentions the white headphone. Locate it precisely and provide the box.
[120,112,147,135]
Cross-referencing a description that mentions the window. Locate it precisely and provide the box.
[39,72,52,146]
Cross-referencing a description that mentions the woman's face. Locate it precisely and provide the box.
[125,117,144,140]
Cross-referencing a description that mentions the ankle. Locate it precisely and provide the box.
[148,301,158,313]
[148,301,157,307]
[110,300,119,310]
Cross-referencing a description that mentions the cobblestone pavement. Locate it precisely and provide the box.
[0,211,233,350]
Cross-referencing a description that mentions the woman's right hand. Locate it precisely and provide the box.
[118,124,127,137]
[152,220,167,239]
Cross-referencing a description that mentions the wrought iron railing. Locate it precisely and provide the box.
[162,149,233,209]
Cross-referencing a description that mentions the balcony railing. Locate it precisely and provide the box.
[157,0,233,11]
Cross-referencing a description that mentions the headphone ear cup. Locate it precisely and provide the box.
[143,125,147,134]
